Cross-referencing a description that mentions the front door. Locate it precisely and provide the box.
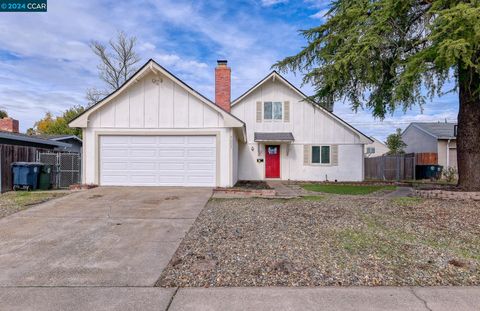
[265,145,280,178]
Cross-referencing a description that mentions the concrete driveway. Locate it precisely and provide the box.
[0,187,211,287]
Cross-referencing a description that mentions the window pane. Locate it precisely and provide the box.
[321,146,330,164]
[273,102,282,120]
[312,146,320,163]
[264,102,272,119]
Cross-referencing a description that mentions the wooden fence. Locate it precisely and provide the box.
[415,152,438,165]
[0,144,47,193]
[365,153,416,181]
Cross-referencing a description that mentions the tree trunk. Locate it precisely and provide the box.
[457,65,480,191]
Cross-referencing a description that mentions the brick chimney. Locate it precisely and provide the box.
[215,60,231,112]
[0,117,19,133]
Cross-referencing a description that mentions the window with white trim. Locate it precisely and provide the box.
[264,101,282,120]
[366,147,376,154]
[311,145,331,164]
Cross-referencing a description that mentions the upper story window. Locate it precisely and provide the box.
[366,147,376,154]
[264,101,282,120]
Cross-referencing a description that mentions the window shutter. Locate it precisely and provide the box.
[331,145,339,166]
[256,101,262,122]
[303,145,311,165]
[284,101,290,122]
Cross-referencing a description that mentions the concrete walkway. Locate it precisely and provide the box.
[383,186,414,198]
[1,286,479,310]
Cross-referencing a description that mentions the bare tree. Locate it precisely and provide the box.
[86,31,141,106]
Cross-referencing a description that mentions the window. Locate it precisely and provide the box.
[366,147,376,154]
[311,145,331,164]
[264,102,282,120]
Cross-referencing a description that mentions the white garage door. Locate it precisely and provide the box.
[100,135,216,187]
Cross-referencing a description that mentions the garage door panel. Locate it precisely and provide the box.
[100,135,216,187]
[187,136,215,144]
[158,136,186,144]
[130,149,157,157]
[130,162,157,170]
[132,136,157,144]
[186,148,215,157]
[159,149,185,157]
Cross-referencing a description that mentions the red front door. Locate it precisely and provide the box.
[265,145,280,178]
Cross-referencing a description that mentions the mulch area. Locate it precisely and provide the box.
[157,195,480,287]
[233,180,272,189]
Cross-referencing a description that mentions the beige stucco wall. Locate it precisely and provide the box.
[437,139,457,170]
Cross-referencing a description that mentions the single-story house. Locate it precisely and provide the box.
[364,137,390,157]
[0,118,71,150]
[402,122,457,169]
[69,59,372,187]
[37,134,83,153]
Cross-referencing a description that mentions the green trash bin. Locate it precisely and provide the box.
[38,164,53,190]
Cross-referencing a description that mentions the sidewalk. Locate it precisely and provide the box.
[1,286,479,310]
[168,287,480,311]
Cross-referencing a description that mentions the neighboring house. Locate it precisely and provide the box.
[69,59,372,187]
[0,118,71,150]
[364,136,390,157]
[402,122,457,169]
[37,134,83,153]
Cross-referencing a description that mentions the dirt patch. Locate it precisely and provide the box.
[157,196,480,287]
[234,180,272,190]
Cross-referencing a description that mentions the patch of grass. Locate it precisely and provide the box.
[302,184,396,195]
[0,190,67,218]
[391,197,423,207]
[301,195,325,202]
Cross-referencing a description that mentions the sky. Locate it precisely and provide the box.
[0,0,459,141]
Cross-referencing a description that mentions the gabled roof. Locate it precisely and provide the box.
[405,122,457,140]
[232,71,373,144]
[37,134,83,143]
[0,131,71,148]
[69,59,245,130]
[369,136,387,146]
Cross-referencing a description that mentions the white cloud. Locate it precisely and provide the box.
[310,8,330,20]
[261,0,288,6]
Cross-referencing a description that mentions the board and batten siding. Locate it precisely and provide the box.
[231,78,365,181]
[83,72,235,187]
[88,73,223,129]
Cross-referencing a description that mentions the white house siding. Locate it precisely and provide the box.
[82,72,234,187]
[232,78,364,181]
[232,131,239,185]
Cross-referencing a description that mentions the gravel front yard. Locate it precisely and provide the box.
[157,195,480,287]
[0,191,69,219]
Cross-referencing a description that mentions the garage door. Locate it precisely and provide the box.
[100,135,216,186]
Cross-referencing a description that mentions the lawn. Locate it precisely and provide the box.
[158,195,480,287]
[0,191,68,218]
[302,183,396,195]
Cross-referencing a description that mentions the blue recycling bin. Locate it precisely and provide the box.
[11,162,44,191]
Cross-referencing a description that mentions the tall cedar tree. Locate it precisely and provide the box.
[274,0,480,190]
